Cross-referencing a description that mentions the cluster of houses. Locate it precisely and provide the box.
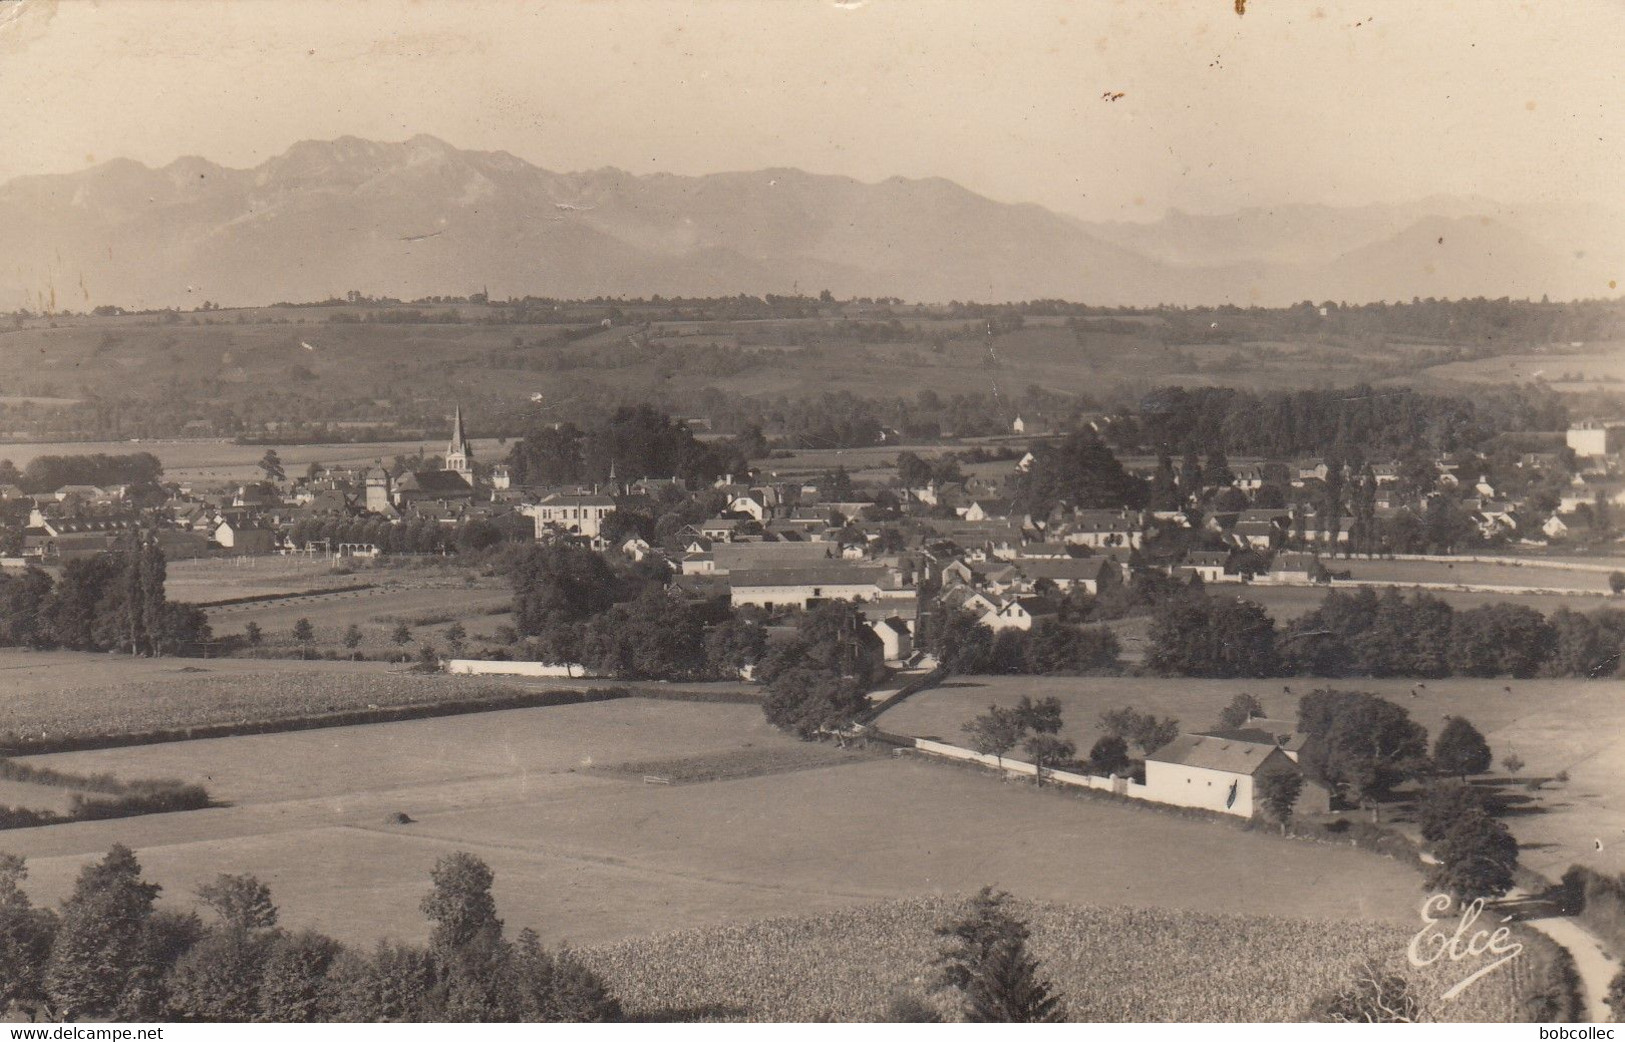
[8,409,1623,621]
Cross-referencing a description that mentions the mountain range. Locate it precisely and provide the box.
[2,134,1618,310]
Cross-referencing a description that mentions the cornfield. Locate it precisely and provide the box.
[579,897,1533,1022]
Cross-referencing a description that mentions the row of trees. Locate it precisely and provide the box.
[0,543,209,655]
[930,610,1121,677]
[0,846,618,1023]
[0,451,164,495]
[1147,585,1625,680]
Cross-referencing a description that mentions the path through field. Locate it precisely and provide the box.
[1512,890,1622,1023]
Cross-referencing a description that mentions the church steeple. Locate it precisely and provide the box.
[445,405,472,475]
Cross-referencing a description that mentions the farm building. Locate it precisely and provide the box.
[1143,733,1305,818]
[727,566,886,610]
[1017,556,1121,595]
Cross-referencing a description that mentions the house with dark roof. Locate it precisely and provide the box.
[214,516,279,553]
[394,469,476,507]
[1017,556,1120,595]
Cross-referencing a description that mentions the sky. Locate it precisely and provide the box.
[0,0,1620,222]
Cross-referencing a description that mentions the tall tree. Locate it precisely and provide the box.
[933,888,1064,1023]
[1433,716,1492,780]
[422,853,502,954]
[45,845,164,1020]
[258,450,285,483]
[1427,814,1519,900]
[1255,768,1303,834]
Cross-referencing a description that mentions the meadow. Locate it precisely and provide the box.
[580,897,1534,1022]
[1240,584,1602,622]
[1,697,1428,956]
[205,582,514,658]
[879,674,1625,880]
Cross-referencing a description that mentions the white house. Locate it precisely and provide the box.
[869,616,914,662]
[727,494,770,522]
[1142,733,1300,818]
[1064,511,1142,549]
[213,516,278,553]
[525,493,616,539]
[1184,550,1230,583]
[980,597,1059,632]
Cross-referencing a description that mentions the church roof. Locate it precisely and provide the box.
[397,470,474,495]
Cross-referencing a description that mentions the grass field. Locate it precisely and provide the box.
[0,696,1428,956]
[1240,584,1604,622]
[1421,346,1625,389]
[880,674,1625,880]
[164,555,380,602]
[208,583,513,658]
[0,437,505,485]
[1333,559,1616,595]
[580,898,1531,1022]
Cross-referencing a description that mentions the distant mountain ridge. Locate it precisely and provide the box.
[1,134,1617,310]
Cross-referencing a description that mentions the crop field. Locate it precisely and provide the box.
[880,674,1625,880]
[0,436,506,484]
[1,696,1428,956]
[0,651,532,746]
[580,898,1530,1022]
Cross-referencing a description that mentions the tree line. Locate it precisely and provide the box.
[0,541,210,655]
[1147,585,1625,680]
[0,452,164,495]
[0,846,618,1023]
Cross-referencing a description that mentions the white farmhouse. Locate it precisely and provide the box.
[1142,733,1299,818]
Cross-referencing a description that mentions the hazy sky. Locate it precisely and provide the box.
[1,0,1620,221]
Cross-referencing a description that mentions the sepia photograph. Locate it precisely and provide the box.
[0,0,1622,1028]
